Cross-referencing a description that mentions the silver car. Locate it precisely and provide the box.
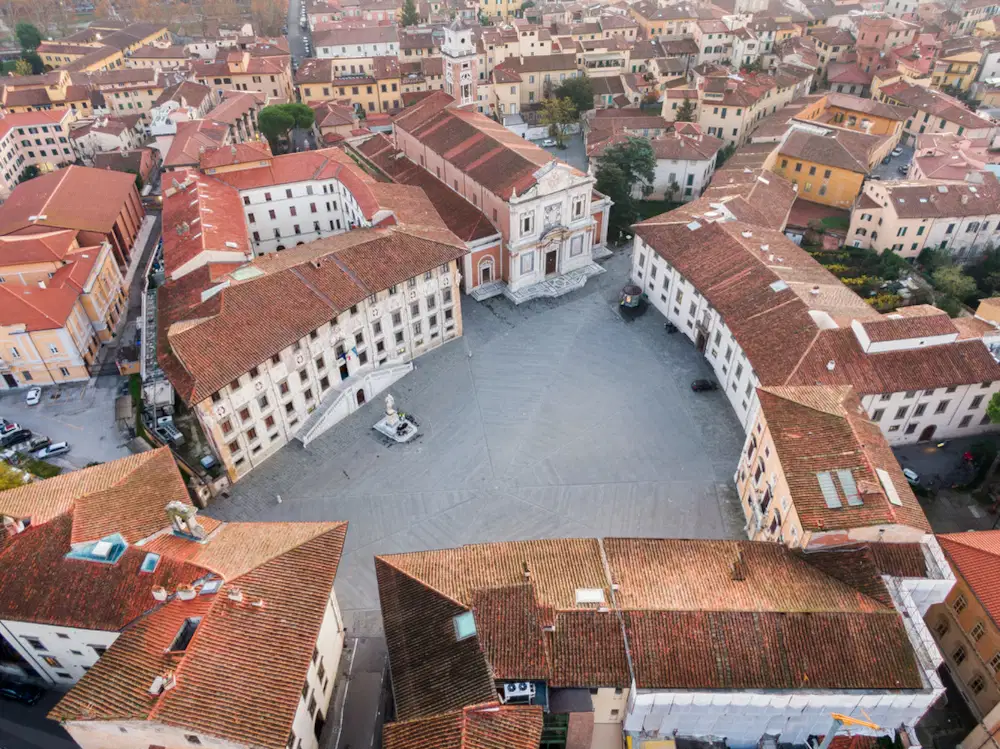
[35,441,70,459]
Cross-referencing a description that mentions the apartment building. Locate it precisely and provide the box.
[848,172,1000,259]
[69,116,145,164]
[378,536,951,749]
[392,91,611,302]
[37,22,169,71]
[313,25,399,59]
[0,109,76,201]
[198,146,406,254]
[159,173,466,479]
[192,47,294,100]
[931,38,983,91]
[0,233,123,388]
[692,19,734,65]
[0,70,94,115]
[855,15,919,54]
[0,448,349,749]
[698,66,815,148]
[124,44,193,69]
[296,56,403,112]
[793,92,912,139]
[630,212,1000,443]
[807,25,855,77]
[959,0,1000,33]
[0,165,144,270]
[87,67,182,122]
[628,2,700,38]
[772,125,889,209]
[926,531,1000,749]
[878,81,997,143]
[737,385,932,548]
[492,53,578,106]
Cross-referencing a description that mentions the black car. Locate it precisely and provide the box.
[1,428,31,448]
[0,679,45,705]
[691,379,718,392]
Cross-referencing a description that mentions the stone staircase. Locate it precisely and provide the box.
[503,262,606,305]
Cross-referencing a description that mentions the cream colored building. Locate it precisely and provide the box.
[0,233,124,388]
[737,385,932,549]
[0,109,77,201]
[849,173,1000,259]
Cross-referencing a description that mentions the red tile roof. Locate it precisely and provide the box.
[394,92,584,201]
[757,386,931,534]
[160,226,464,404]
[0,165,138,237]
[938,531,1000,628]
[356,134,500,243]
[377,536,925,721]
[384,704,544,749]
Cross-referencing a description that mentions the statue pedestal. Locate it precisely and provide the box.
[373,413,420,443]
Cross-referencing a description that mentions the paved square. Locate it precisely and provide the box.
[206,251,747,633]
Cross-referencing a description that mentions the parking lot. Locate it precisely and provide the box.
[538,132,588,172]
[206,250,748,634]
[0,380,132,471]
[871,142,914,181]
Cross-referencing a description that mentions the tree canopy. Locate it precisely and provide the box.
[401,0,421,25]
[0,462,29,491]
[594,136,655,240]
[539,97,575,147]
[13,59,32,76]
[15,22,42,51]
[554,74,593,116]
[932,265,978,302]
[258,103,315,152]
[988,392,1000,424]
[674,97,696,122]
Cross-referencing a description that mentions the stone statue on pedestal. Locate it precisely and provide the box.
[385,393,399,425]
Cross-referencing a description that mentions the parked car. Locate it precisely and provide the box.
[891,147,904,157]
[27,435,51,452]
[35,441,70,459]
[691,379,718,392]
[541,138,557,147]
[1,428,31,448]
[869,175,882,181]
[897,165,908,175]
[882,156,891,165]
[902,467,920,485]
[25,386,41,406]
[0,679,44,705]
[0,421,20,435]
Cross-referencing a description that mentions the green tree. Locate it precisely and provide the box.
[0,461,28,491]
[18,165,39,183]
[401,0,420,26]
[932,265,978,302]
[917,245,951,273]
[15,22,42,52]
[12,58,32,76]
[594,136,655,240]
[539,96,575,147]
[258,103,315,153]
[23,51,45,74]
[716,143,736,167]
[554,74,593,116]
[674,97,696,122]
[988,392,1000,424]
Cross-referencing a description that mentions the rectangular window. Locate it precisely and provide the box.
[895,407,908,420]
[971,622,986,641]
[954,595,968,614]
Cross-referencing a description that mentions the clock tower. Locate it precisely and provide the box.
[442,17,477,107]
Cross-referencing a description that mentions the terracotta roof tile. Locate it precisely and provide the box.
[384,704,543,749]
[938,531,1000,627]
[756,386,931,533]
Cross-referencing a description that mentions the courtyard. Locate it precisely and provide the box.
[206,251,747,634]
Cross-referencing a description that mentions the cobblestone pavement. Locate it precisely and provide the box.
[206,251,747,634]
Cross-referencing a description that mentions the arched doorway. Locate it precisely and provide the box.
[478,256,494,286]
[276,245,285,251]
[356,389,366,406]
[919,425,936,442]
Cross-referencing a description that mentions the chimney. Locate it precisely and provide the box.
[38,281,45,290]
[152,586,168,601]
[961,194,969,205]
[730,549,746,581]
[228,587,244,603]
[522,561,531,580]
[810,285,820,295]
[176,584,196,601]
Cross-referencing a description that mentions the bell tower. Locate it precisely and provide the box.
[442,17,477,107]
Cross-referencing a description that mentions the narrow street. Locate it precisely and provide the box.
[287,0,310,65]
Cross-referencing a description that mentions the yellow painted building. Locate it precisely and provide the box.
[772,130,872,208]
[925,532,1000,738]
[932,49,982,91]
[793,92,909,140]
[0,232,125,388]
